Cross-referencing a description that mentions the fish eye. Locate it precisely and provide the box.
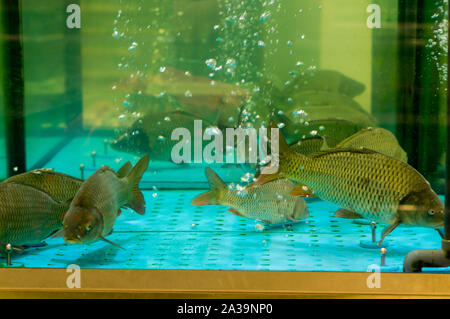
[428,209,436,216]
[86,224,92,232]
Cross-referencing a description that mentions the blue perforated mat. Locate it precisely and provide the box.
[2,191,447,273]
[1,136,448,273]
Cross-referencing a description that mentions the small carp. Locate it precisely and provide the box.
[62,155,149,248]
[110,110,216,162]
[255,121,444,244]
[3,162,133,203]
[283,70,366,98]
[113,66,247,127]
[191,168,309,225]
[0,183,69,252]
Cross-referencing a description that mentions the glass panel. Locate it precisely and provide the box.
[20,1,68,170]
[0,0,448,275]
[0,0,5,179]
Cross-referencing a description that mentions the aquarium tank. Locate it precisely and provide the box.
[0,0,449,297]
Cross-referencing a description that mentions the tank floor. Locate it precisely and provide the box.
[3,191,447,272]
[1,136,448,272]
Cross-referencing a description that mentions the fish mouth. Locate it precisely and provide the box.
[64,237,82,244]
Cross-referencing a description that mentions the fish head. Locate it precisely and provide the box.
[62,206,104,244]
[397,189,444,228]
[110,128,150,156]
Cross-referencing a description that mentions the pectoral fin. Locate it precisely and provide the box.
[51,229,65,238]
[290,184,316,197]
[12,245,26,254]
[22,242,48,249]
[228,208,245,217]
[334,209,363,219]
[286,215,298,223]
[378,220,401,246]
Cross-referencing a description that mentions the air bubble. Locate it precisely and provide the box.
[260,12,271,22]
[112,30,120,39]
[128,42,138,51]
[204,126,221,136]
[293,109,307,118]
[205,58,217,69]
[255,224,265,231]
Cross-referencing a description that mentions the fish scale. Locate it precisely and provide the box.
[282,149,425,224]
[222,180,302,224]
[4,169,83,203]
[0,183,67,246]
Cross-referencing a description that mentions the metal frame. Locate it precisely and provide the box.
[1,269,450,298]
[0,0,449,296]
[1,0,26,176]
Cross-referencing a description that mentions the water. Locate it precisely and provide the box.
[0,0,448,274]
[7,188,447,273]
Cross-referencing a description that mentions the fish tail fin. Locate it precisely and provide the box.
[254,120,293,186]
[126,155,149,215]
[191,168,227,206]
[117,161,133,178]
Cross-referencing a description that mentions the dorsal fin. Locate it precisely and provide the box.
[116,161,132,178]
[98,165,116,174]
